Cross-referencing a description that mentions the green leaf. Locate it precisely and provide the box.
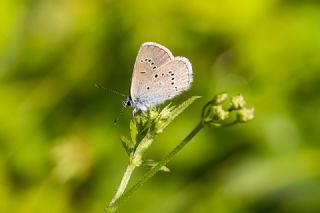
[130,120,137,146]
[157,96,201,132]
[120,136,134,157]
[170,96,201,119]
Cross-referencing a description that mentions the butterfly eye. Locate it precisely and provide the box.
[123,98,132,107]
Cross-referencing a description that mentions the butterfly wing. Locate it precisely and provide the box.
[130,42,174,103]
[132,56,193,110]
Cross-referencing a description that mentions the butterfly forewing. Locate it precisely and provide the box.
[133,57,193,108]
[130,42,174,101]
[129,42,193,111]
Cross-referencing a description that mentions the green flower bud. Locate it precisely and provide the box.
[148,109,159,121]
[159,107,171,120]
[231,94,245,110]
[137,115,148,126]
[213,93,228,105]
[212,105,229,120]
[237,107,255,122]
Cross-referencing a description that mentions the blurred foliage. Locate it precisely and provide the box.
[0,0,320,212]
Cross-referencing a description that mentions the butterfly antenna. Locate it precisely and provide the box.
[95,83,127,97]
[113,104,126,125]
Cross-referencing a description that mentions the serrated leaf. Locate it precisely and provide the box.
[160,96,201,130]
[120,136,134,157]
[171,96,201,118]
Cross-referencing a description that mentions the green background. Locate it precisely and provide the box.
[1,0,320,212]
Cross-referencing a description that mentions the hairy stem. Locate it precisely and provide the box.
[107,122,204,211]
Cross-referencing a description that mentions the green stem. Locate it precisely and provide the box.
[107,163,136,212]
[107,122,204,211]
[209,120,239,128]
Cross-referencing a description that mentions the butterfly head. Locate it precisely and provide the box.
[123,97,133,108]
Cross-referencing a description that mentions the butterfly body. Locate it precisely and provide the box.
[126,42,193,112]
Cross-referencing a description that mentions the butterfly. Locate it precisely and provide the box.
[123,42,193,112]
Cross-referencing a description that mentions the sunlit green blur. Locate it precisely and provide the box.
[1,0,320,212]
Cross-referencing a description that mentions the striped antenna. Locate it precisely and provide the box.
[113,105,126,125]
[95,83,128,125]
[95,83,127,97]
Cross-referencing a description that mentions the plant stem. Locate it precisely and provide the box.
[107,163,136,212]
[107,122,204,211]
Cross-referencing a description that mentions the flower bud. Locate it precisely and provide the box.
[213,93,228,105]
[148,109,159,121]
[212,105,229,121]
[231,94,245,110]
[237,107,255,122]
[136,114,147,126]
[159,107,171,120]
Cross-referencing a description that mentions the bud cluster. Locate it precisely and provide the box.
[202,93,254,126]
